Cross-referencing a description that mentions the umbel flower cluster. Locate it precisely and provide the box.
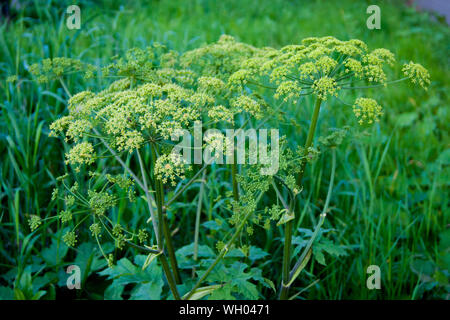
[33,41,269,251]
[223,36,429,124]
[28,35,429,300]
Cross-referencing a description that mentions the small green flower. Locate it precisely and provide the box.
[59,210,73,224]
[28,215,42,231]
[230,95,263,119]
[65,142,96,166]
[240,245,250,257]
[88,190,116,216]
[137,229,149,244]
[312,76,339,100]
[115,233,126,250]
[64,195,75,207]
[264,218,271,230]
[216,241,226,252]
[112,224,123,237]
[353,97,383,125]
[51,188,59,201]
[208,105,235,124]
[89,223,102,237]
[198,76,226,95]
[154,153,189,187]
[402,61,431,90]
[63,231,77,247]
[107,254,114,268]
[274,80,303,103]
[268,205,283,221]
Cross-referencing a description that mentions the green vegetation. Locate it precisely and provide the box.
[0,0,448,300]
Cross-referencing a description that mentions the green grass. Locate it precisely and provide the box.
[0,0,448,299]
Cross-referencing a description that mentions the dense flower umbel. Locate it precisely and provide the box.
[29,57,95,83]
[180,34,258,78]
[50,49,269,176]
[52,80,205,164]
[154,153,189,186]
[402,61,431,90]
[223,35,430,125]
[352,98,383,125]
[46,43,273,258]
[28,215,42,231]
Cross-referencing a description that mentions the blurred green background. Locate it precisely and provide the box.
[0,0,448,299]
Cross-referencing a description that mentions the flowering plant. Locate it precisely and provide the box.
[29,35,429,300]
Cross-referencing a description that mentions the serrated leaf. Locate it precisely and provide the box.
[41,238,68,266]
[233,279,259,299]
[176,243,215,259]
[317,239,347,257]
[313,248,326,266]
[130,281,163,300]
[202,220,222,231]
[208,283,235,300]
[100,255,163,300]
[74,242,107,284]
[248,246,269,261]
[263,278,276,292]
[104,281,124,300]
[99,256,162,285]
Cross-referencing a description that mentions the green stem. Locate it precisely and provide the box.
[59,77,72,98]
[280,97,322,300]
[151,144,182,284]
[184,208,253,300]
[193,170,207,277]
[161,208,182,284]
[288,148,336,286]
[341,77,408,89]
[159,254,181,300]
[138,149,181,298]
[280,201,293,300]
[184,192,263,300]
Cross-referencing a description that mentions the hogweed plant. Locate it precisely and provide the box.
[28,35,429,300]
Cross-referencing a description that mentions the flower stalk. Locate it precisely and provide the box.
[151,143,182,284]
[280,97,323,300]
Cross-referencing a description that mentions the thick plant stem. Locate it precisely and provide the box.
[288,148,336,284]
[159,254,181,300]
[161,207,182,284]
[151,144,182,284]
[193,170,207,277]
[280,200,293,300]
[138,149,181,298]
[280,97,323,300]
